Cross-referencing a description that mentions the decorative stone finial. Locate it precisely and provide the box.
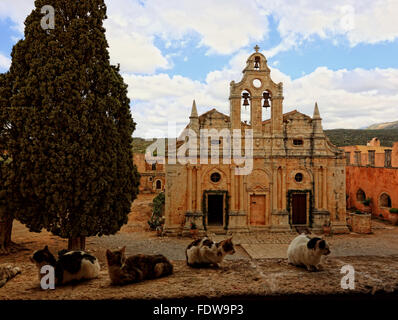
[254,45,260,52]
[190,100,198,118]
[313,102,321,120]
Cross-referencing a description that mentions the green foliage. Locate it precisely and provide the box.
[132,137,169,154]
[148,192,165,230]
[355,209,363,215]
[362,197,372,206]
[390,208,398,214]
[132,138,156,154]
[4,0,139,239]
[190,222,197,230]
[325,129,398,147]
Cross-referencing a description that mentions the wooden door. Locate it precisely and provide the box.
[292,193,307,225]
[207,194,224,226]
[250,195,266,225]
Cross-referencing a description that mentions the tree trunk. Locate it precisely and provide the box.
[68,236,86,251]
[0,218,13,255]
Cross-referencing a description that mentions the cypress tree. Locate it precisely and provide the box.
[0,72,14,254]
[6,0,139,250]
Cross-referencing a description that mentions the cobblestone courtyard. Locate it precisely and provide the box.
[1,195,398,299]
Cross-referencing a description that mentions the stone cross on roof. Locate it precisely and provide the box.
[254,45,260,52]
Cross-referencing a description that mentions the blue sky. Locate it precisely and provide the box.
[1,0,398,137]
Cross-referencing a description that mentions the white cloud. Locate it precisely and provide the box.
[2,0,398,74]
[271,66,398,130]
[127,50,398,136]
[261,0,398,55]
[0,0,34,32]
[0,53,11,70]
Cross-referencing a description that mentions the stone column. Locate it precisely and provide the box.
[187,166,192,212]
[196,166,201,212]
[322,167,327,210]
[315,168,319,209]
[272,168,278,213]
[230,166,236,212]
[282,168,287,210]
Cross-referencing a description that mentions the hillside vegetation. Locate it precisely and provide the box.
[132,129,398,154]
[325,129,398,147]
[366,120,398,130]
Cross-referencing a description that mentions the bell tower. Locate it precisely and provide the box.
[229,46,285,155]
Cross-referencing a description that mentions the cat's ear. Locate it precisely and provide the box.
[44,245,49,251]
[106,249,112,258]
[121,246,126,254]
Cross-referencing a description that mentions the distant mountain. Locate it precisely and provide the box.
[366,120,398,130]
[324,129,398,147]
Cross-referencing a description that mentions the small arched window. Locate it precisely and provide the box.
[152,163,156,171]
[156,180,162,190]
[356,189,366,202]
[379,193,392,208]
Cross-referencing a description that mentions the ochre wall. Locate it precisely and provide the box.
[346,166,398,220]
[133,153,165,193]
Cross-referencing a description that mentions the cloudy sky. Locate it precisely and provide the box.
[1,0,398,137]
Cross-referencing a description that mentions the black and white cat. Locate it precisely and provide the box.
[287,234,331,271]
[0,264,21,288]
[185,236,235,268]
[31,246,100,285]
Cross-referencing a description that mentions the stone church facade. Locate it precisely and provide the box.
[163,47,348,235]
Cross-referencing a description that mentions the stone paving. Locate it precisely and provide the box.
[88,219,398,260]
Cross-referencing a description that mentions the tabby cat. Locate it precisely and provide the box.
[186,236,235,268]
[106,246,173,285]
[0,264,21,288]
[31,246,100,285]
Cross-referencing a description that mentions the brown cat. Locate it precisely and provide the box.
[106,247,173,285]
[0,264,21,288]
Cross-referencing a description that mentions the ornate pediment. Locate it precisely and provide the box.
[247,184,269,192]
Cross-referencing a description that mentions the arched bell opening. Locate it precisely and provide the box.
[241,89,251,125]
[254,56,261,70]
[261,90,271,121]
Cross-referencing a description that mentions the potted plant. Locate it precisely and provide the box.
[389,208,398,225]
[189,222,198,237]
[362,198,372,214]
[322,222,331,235]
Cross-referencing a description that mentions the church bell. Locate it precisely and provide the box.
[263,91,270,109]
[242,92,250,109]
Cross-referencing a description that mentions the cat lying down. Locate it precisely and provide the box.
[287,234,331,271]
[31,246,100,285]
[0,264,21,288]
[186,236,235,268]
[106,247,173,285]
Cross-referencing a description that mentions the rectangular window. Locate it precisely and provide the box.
[293,139,303,146]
